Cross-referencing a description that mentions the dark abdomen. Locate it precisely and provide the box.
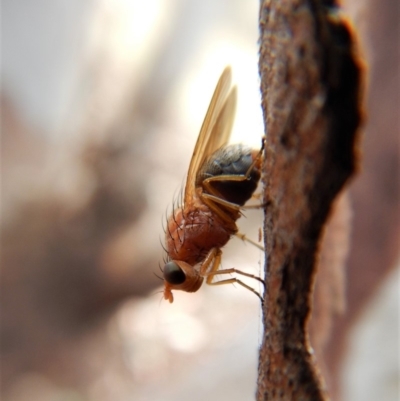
[195,144,261,206]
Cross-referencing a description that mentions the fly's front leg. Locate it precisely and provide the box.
[207,267,265,288]
[206,267,265,303]
[200,248,265,303]
[208,277,264,303]
[199,248,223,283]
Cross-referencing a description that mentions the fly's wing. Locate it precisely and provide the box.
[184,67,236,205]
[203,86,236,157]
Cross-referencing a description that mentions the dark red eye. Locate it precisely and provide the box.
[163,261,186,285]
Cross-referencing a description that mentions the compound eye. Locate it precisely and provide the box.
[163,261,186,285]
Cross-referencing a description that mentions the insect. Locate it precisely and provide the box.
[162,66,265,303]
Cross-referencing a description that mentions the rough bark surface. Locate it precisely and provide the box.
[257,1,364,400]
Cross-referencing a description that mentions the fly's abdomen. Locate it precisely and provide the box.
[196,144,261,206]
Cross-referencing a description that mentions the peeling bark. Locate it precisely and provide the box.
[257,1,364,400]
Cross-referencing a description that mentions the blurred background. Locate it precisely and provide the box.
[1,1,398,401]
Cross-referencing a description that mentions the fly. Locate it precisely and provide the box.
[162,67,265,303]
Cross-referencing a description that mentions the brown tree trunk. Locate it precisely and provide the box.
[257,1,364,399]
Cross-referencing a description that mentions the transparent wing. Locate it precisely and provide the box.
[203,86,236,158]
[184,67,236,205]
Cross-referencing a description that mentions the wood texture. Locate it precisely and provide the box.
[257,1,364,399]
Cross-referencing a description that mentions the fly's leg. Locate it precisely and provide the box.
[199,248,222,279]
[208,276,264,303]
[235,232,264,251]
[200,193,241,227]
[198,248,220,277]
[204,136,265,191]
[203,137,264,193]
[200,175,257,226]
[243,192,265,209]
[200,193,265,252]
[199,138,266,244]
[241,203,265,210]
[200,248,265,303]
[251,192,262,200]
[207,269,265,303]
[200,140,265,217]
[202,179,266,211]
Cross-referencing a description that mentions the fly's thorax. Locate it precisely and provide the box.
[195,144,261,206]
[165,198,237,265]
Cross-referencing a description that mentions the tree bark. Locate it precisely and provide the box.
[257,1,364,400]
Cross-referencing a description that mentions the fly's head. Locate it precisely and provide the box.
[162,260,204,303]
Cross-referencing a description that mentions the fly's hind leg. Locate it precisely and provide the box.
[203,136,264,195]
[200,139,266,217]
